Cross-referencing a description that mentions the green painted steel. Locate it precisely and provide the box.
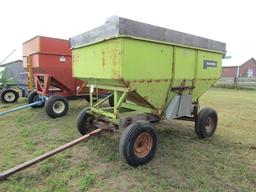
[73,39,122,82]
[0,67,7,83]
[0,66,16,85]
[73,36,224,116]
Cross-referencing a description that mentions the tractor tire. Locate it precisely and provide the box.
[109,95,114,107]
[76,108,96,135]
[83,95,97,103]
[27,91,44,108]
[45,95,69,118]
[195,107,218,138]
[119,120,158,166]
[0,89,19,103]
[83,95,90,102]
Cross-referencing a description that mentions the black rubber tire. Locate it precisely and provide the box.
[45,95,69,118]
[76,108,95,135]
[27,91,44,108]
[83,95,90,102]
[119,120,158,166]
[109,95,114,107]
[195,107,218,138]
[83,95,98,103]
[0,89,19,103]
[108,94,127,107]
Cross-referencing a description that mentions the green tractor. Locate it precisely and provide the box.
[0,60,28,103]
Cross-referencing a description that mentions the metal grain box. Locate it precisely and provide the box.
[22,36,79,94]
[71,16,226,111]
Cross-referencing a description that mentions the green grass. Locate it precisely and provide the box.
[80,173,95,191]
[0,88,255,191]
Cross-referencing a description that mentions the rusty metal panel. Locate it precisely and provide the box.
[72,38,122,81]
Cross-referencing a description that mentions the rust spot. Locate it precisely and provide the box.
[102,51,105,68]
[111,48,121,79]
[179,80,186,95]
[189,79,196,95]
[144,79,170,83]
[124,80,131,88]
[125,117,133,127]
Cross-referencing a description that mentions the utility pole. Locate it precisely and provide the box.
[0,49,16,65]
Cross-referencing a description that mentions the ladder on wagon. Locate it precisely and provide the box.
[27,55,33,91]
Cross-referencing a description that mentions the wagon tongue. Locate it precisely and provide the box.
[0,100,45,116]
[0,128,104,181]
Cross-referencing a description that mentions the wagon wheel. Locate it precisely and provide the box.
[83,95,99,103]
[119,120,158,166]
[45,95,69,118]
[0,89,19,103]
[27,91,45,108]
[108,94,126,107]
[195,107,218,138]
[77,108,96,135]
[108,94,114,107]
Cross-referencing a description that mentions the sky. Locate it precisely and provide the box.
[0,0,255,66]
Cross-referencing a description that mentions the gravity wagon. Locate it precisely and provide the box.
[71,16,226,166]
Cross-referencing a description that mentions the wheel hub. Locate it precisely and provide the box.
[86,116,94,130]
[133,132,153,158]
[4,92,15,102]
[33,95,40,102]
[52,101,65,114]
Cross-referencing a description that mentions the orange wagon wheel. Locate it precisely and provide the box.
[119,120,158,166]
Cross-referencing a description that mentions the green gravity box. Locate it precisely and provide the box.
[70,16,226,117]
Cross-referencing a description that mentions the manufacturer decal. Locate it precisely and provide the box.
[203,60,217,69]
[59,56,66,63]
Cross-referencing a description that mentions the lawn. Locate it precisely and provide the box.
[0,88,255,192]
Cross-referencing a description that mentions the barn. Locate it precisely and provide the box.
[222,58,256,77]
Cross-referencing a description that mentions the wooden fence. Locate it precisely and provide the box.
[215,77,256,89]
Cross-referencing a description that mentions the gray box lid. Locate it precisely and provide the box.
[70,16,226,53]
